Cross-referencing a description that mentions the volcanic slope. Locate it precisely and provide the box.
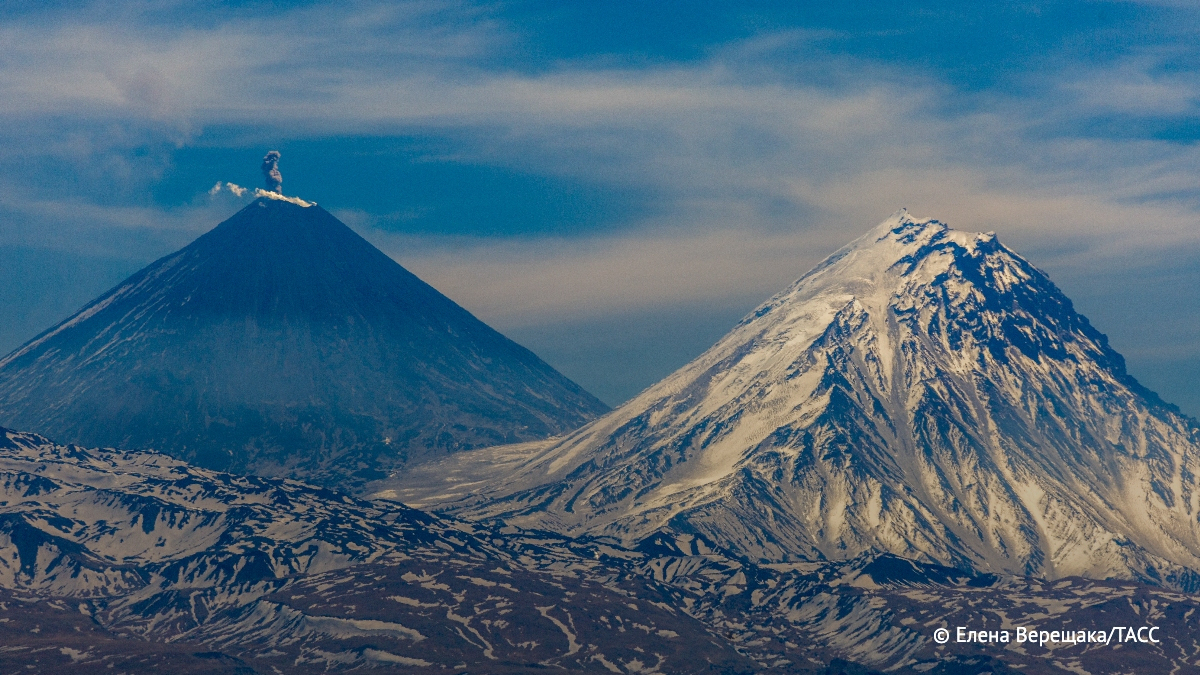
[0,197,607,489]
[384,210,1200,588]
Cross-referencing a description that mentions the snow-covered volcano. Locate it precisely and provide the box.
[383,210,1200,586]
[0,198,607,490]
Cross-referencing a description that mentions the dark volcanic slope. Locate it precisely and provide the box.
[0,197,606,488]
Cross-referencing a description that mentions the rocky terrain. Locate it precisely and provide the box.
[2,427,1199,673]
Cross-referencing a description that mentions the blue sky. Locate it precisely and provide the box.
[2,1,1200,410]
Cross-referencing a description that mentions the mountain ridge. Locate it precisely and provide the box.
[3,423,1199,673]
[380,210,1200,589]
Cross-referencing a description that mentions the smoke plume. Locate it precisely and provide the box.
[261,150,282,193]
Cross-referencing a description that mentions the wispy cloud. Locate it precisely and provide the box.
[2,1,1200,376]
[0,186,230,260]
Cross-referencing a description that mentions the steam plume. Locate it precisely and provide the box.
[209,181,246,197]
[261,150,282,193]
[254,188,312,207]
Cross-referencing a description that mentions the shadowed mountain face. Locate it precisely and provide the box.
[384,211,1200,587]
[0,197,607,489]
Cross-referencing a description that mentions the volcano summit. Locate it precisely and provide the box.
[0,197,607,489]
[387,210,1200,588]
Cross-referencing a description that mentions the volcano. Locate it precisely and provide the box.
[385,210,1200,588]
[0,196,607,489]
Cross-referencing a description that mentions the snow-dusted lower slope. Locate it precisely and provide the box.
[0,427,454,598]
[4,426,1199,673]
[0,427,757,673]
[382,211,1200,586]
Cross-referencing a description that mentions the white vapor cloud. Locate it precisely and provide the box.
[209,181,246,197]
[254,188,312,207]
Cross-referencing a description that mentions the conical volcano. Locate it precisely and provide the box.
[0,197,607,489]
[387,210,1200,587]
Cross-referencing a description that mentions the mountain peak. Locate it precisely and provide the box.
[863,207,942,242]
[388,211,1200,589]
[0,200,608,490]
[844,209,994,275]
[750,211,1013,344]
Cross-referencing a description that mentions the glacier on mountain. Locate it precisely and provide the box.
[382,210,1200,589]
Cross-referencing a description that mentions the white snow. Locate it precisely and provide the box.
[385,210,1200,585]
